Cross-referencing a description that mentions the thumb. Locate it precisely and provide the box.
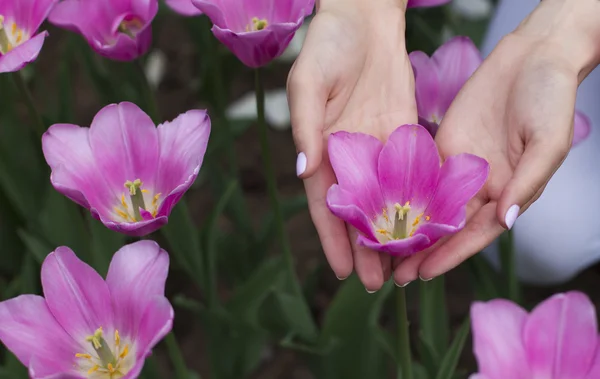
[497,137,570,229]
[287,63,327,179]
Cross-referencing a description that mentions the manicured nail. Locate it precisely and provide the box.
[336,274,348,281]
[296,152,307,177]
[395,280,412,288]
[505,204,520,230]
[366,288,377,294]
[419,275,433,282]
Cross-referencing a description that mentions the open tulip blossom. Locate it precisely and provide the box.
[42,102,211,236]
[410,36,592,144]
[48,0,158,61]
[326,124,489,256]
[0,0,57,72]
[471,291,600,379]
[191,0,315,68]
[0,241,173,378]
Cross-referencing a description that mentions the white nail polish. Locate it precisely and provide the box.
[296,152,307,177]
[395,280,412,287]
[419,275,433,282]
[366,288,377,294]
[505,204,520,230]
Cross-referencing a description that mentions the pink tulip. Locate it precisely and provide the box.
[0,241,173,379]
[191,0,315,68]
[471,291,600,379]
[48,0,158,61]
[165,0,202,16]
[407,0,451,7]
[410,36,592,145]
[0,0,57,72]
[326,124,489,256]
[42,102,210,236]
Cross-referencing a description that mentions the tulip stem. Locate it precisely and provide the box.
[397,286,413,379]
[500,230,521,304]
[254,68,300,294]
[164,332,193,379]
[134,59,159,123]
[12,71,46,138]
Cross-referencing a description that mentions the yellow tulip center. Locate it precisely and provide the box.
[75,327,134,379]
[114,179,162,222]
[0,15,28,54]
[246,17,268,32]
[374,202,429,242]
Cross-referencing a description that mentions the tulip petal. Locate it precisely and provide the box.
[584,340,600,379]
[101,216,169,237]
[424,153,489,226]
[378,124,440,210]
[0,295,77,376]
[326,185,378,241]
[0,32,48,73]
[470,299,530,379]
[41,247,113,341]
[136,297,174,354]
[431,36,481,113]
[106,241,169,338]
[0,0,58,32]
[407,0,451,8]
[43,123,116,217]
[191,0,227,27]
[357,233,430,256]
[165,0,203,16]
[89,102,159,193]
[328,131,385,219]
[524,291,598,379]
[155,110,210,217]
[409,51,441,122]
[573,110,591,147]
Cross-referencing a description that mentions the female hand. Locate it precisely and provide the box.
[287,0,416,291]
[394,0,600,284]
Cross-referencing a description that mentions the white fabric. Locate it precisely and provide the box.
[481,0,600,285]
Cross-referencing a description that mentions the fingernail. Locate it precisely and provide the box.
[419,275,433,282]
[505,204,520,230]
[336,274,348,281]
[296,152,307,177]
[395,280,412,288]
[366,288,378,294]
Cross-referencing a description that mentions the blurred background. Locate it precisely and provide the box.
[1,0,600,378]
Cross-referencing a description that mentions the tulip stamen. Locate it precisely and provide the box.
[0,16,12,54]
[77,327,132,378]
[247,17,268,32]
[392,202,411,239]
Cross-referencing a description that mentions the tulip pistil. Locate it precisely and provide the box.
[118,16,143,39]
[393,202,411,239]
[247,17,268,31]
[125,179,147,221]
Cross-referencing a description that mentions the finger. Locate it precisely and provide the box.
[349,227,385,292]
[419,202,505,279]
[305,160,354,279]
[497,136,571,230]
[287,62,328,178]
[393,248,429,287]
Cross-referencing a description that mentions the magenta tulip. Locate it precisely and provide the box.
[165,0,202,16]
[42,102,210,236]
[0,0,57,72]
[407,0,451,8]
[48,0,158,61]
[0,241,173,379]
[471,291,600,379]
[410,36,591,145]
[191,0,315,68]
[326,124,489,256]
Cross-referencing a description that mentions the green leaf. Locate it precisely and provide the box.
[272,291,318,341]
[226,256,286,323]
[38,189,90,259]
[17,229,53,264]
[0,189,26,274]
[161,201,203,286]
[466,254,502,301]
[434,317,471,379]
[88,215,126,276]
[419,276,449,375]
[315,276,392,379]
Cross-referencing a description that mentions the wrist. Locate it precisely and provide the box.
[514,0,600,80]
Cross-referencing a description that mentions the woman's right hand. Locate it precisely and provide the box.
[394,0,600,284]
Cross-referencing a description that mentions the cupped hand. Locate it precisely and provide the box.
[394,29,592,285]
[287,0,416,291]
